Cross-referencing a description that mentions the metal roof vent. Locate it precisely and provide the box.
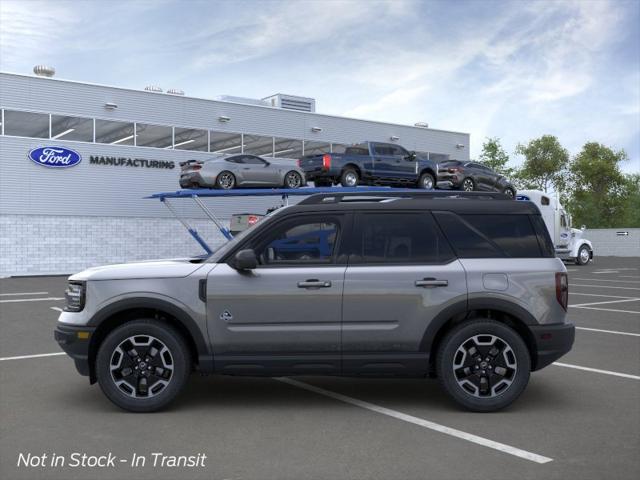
[144,85,163,93]
[167,88,185,96]
[414,122,429,128]
[262,94,316,112]
[33,65,55,77]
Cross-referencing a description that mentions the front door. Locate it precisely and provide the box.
[341,211,467,375]
[240,155,279,185]
[207,213,350,374]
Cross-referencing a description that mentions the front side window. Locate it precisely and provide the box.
[352,213,455,264]
[253,217,340,266]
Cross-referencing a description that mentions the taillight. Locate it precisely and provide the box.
[192,164,202,170]
[556,272,568,311]
[448,167,459,173]
[297,159,301,167]
[322,154,331,170]
[248,215,259,226]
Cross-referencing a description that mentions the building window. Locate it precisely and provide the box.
[173,127,208,151]
[51,114,93,142]
[135,123,173,148]
[244,134,274,156]
[273,137,303,159]
[95,119,135,145]
[331,144,348,154]
[210,131,243,154]
[3,110,49,138]
[303,141,331,156]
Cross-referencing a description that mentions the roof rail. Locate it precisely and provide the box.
[297,190,511,205]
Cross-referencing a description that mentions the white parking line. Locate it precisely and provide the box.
[570,292,636,299]
[0,291,49,296]
[0,352,66,361]
[570,298,640,307]
[572,278,640,284]
[0,297,64,303]
[276,377,553,464]
[50,307,63,312]
[571,306,640,314]
[553,362,640,380]
[570,284,640,291]
[575,327,640,337]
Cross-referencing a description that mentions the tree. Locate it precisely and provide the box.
[619,174,640,227]
[567,142,628,228]
[479,137,514,177]
[514,135,569,192]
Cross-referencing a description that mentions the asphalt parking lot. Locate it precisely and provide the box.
[1,257,639,480]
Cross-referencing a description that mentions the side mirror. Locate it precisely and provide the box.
[232,249,258,270]
[581,225,586,231]
[406,151,417,161]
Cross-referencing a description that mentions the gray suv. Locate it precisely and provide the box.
[55,191,574,412]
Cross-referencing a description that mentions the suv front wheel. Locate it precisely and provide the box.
[436,319,530,412]
[96,320,191,412]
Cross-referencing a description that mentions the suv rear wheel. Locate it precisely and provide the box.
[461,177,475,192]
[436,319,530,412]
[96,320,191,412]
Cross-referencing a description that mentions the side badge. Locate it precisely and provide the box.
[220,310,233,322]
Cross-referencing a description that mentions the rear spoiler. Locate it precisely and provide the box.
[179,159,203,167]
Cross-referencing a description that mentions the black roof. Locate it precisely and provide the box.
[290,191,539,215]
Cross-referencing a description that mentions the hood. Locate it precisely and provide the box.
[571,228,585,240]
[69,258,207,281]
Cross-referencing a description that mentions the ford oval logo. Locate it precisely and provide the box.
[28,146,82,168]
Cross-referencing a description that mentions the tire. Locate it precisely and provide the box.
[576,245,591,265]
[96,320,192,412]
[461,177,475,192]
[340,168,359,187]
[503,187,515,198]
[418,172,435,190]
[284,171,303,189]
[216,171,236,190]
[436,319,530,412]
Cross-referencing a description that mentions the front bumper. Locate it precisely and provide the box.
[530,322,575,370]
[54,323,96,377]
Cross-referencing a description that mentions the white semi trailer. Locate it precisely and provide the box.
[517,190,594,265]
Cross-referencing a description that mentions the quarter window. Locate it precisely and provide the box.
[352,213,454,264]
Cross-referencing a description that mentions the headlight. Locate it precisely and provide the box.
[64,282,85,312]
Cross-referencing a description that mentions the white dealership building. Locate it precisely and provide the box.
[0,69,470,276]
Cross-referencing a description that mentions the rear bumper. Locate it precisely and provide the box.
[436,174,462,188]
[179,172,207,188]
[54,323,95,377]
[530,322,575,371]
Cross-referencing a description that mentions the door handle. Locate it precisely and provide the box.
[297,279,332,288]
[415,278,448,288]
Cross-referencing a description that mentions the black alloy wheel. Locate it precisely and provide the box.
[437,319,530,412]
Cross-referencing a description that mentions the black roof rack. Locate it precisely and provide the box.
[298,190,511,205]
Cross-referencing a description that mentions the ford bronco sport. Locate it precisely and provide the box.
[55,191,574,412]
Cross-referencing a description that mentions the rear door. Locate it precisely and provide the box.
[371,143,396,180]
[341,211,467,375]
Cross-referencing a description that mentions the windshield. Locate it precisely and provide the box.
[206,206,290,262]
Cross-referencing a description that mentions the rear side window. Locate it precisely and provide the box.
[351,213,455,264]
[434,212,543,258]
[461,215,542,257]
[433,212,502,258]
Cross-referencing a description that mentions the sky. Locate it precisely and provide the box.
[1,0,639,173]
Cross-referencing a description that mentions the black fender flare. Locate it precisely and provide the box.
[419,297,538,355]
[87,297,213,372]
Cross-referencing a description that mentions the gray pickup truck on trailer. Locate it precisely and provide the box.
[55,190,574,413]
